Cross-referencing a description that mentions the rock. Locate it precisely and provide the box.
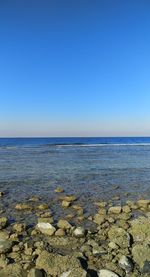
[36,250,85,276]
[108,206,122,214]
[0,256,9,268]
[108,242,119,250]
[62,200,71,208]
[63,195,77,202]
[98,269,119,277]
[36,222,56,236]
[130,216,150,242]
[95,201,107,208]
[40,211,52,217]
[27,268,44,277]
[72,205,82,210]
[0,230,9,240]
[29,196,40,202]
[73,227,85,238]
[108,226,130,248]
[0,217,8,229]
[55,228,65,236]
[57,219,72,230]
[122,205,131,213]
[15,203,32,210]
[0,239,13,254]
[0,192,4,197]
[37,204,49,210]
[137,199,150,209]
[132,244,150,272]
[93,245,107,256]
[93,214,105,225]
[13,223,26,233]
[119,255,133,273]
[38,217,54,224]
[55,187,64,193]
[0,263,26,277]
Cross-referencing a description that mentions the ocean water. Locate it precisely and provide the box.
[0,137,150,223]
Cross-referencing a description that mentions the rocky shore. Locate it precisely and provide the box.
[0,190,150,276]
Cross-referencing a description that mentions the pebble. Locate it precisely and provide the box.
[73,227,85,238]
[36,222,56,236]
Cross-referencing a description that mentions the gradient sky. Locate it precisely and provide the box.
[0,0,150,137]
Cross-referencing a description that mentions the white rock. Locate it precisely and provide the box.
[36,223,56,236]
[73,227,85,238]
[119,255,133,273]
[98,269,119,277]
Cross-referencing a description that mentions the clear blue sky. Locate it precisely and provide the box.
[0,0,150,137]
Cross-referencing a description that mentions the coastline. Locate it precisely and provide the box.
[0,189,150,276]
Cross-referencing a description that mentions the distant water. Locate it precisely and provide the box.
[0,137,150,223]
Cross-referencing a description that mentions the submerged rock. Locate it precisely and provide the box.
[15,203,32,210]
[55,187,64,193]
[37,204,49,210]
[62,200,71,208]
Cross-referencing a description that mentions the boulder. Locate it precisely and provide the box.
[36,250,85,276]
[132,244,150,273]
[108,226,130,248]
[129,216,150,242]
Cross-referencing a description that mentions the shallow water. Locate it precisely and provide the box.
[0,137,150,224]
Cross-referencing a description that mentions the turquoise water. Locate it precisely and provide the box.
[0,137,150,222]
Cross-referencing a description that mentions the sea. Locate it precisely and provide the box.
[0,137,150,223]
